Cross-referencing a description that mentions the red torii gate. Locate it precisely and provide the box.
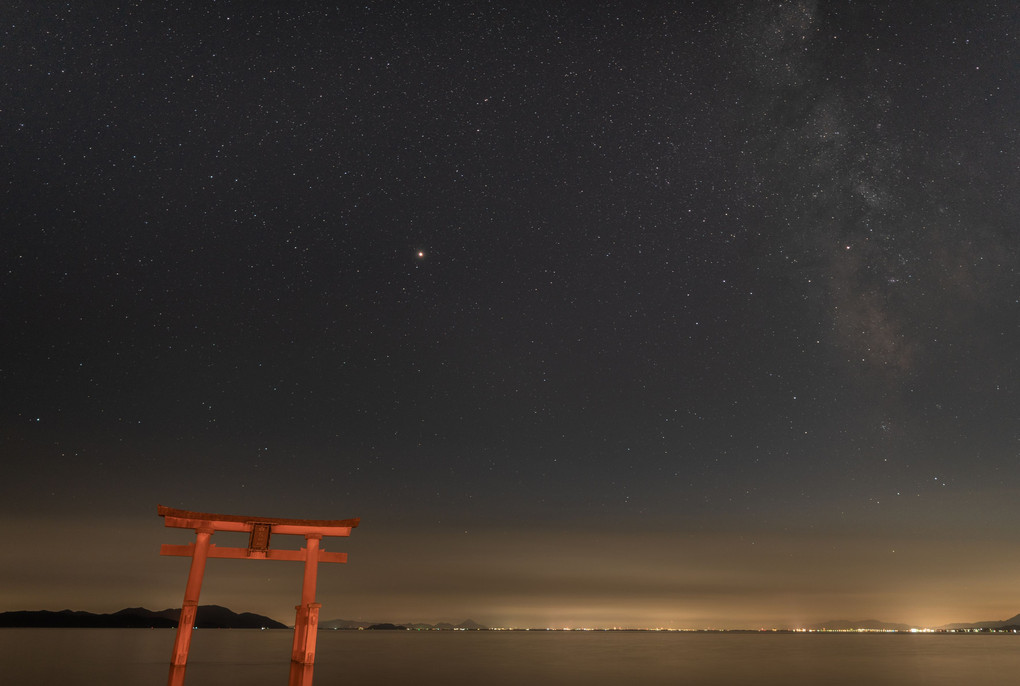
[157,505,359,686]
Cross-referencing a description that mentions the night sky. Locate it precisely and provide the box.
[2,1,1018,629]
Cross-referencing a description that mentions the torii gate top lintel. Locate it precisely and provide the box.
[158,504,360,534]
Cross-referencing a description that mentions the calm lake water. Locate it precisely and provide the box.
[2,628,1020,685]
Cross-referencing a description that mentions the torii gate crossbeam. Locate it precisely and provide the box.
[157,505,359,686]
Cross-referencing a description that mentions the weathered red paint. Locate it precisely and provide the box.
[157,505,359,686]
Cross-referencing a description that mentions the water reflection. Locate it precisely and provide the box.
[4,629,1020,686]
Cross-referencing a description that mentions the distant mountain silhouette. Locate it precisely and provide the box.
[810,613,1020,632]
[0,605,286,629]
[942,613,1020,630]
[0,609,175,628]
[320,617,488,630]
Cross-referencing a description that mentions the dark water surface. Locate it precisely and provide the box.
[3,628,1019,685]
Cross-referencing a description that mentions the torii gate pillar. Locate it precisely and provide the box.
[291,534,321,668]
[157,506,359,686]
[169,527,212,668]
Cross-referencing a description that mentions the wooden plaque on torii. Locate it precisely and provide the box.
[157,505,360,686]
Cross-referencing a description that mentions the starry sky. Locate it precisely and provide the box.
[2,1,1018,629]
